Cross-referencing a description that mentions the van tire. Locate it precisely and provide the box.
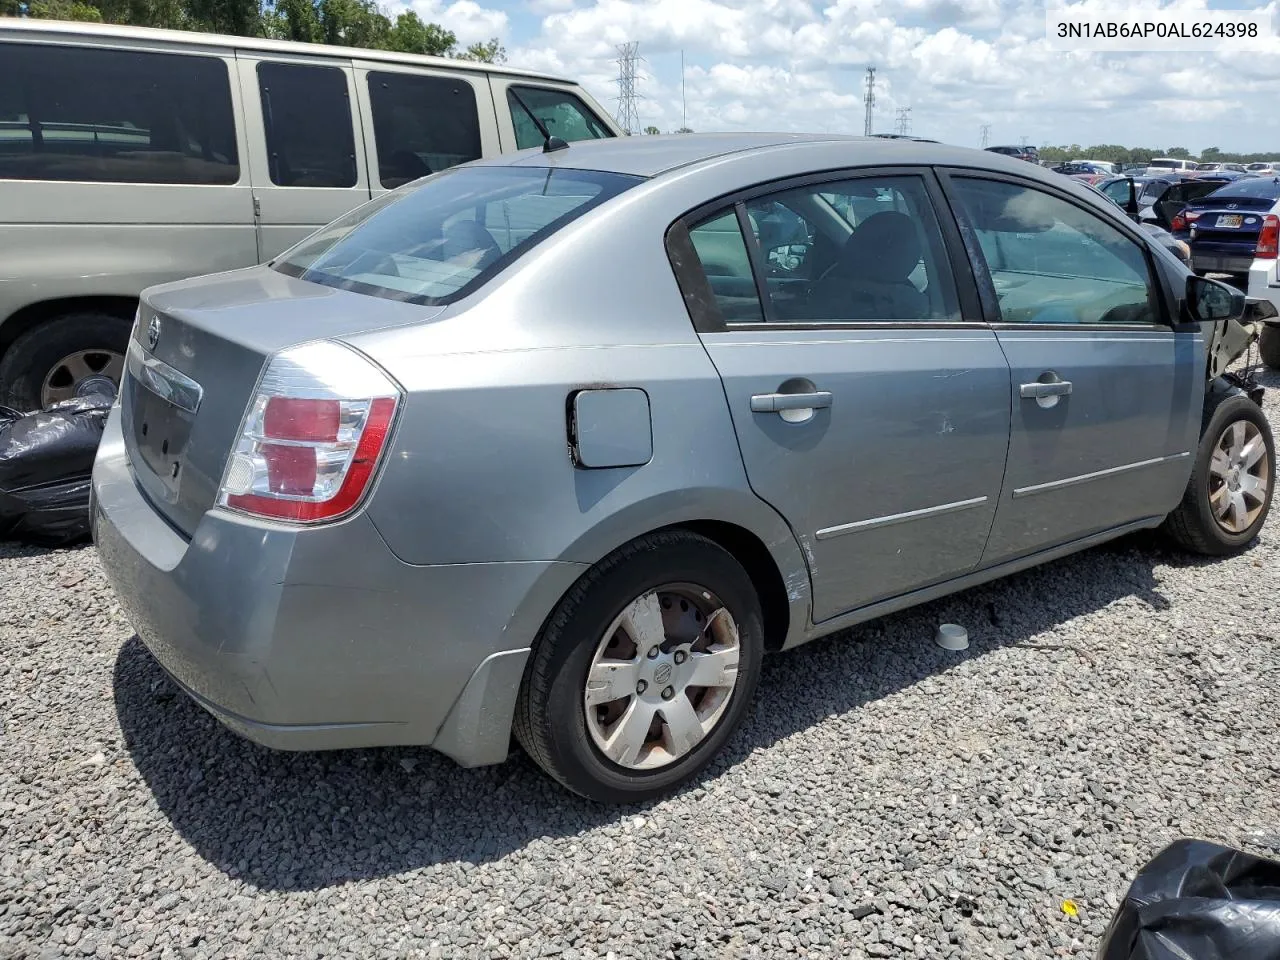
[0,312,131,411]
[1259,325,1280,370]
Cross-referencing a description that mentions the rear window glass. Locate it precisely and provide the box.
[0,42,238,185]
[1207,178,1280,201]
[273,165,642,305]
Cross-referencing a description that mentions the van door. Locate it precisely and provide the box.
[487,77,618,153]
[234,53,371,261]
[351,61,499,196]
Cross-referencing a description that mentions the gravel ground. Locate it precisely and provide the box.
[4,372,1280,960]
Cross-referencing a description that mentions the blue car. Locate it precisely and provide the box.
[1181,178,1280,286]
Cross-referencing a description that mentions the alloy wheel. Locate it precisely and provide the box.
[1208,419,1270,534]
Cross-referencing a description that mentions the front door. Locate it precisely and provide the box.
[234,54,372,262]
[677,171,1012,623]
[943,174,1200,565]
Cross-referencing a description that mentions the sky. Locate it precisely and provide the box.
[388,0,1280,153]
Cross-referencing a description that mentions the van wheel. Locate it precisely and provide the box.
[1163,393,1274,555]
[514,530,763,803]
[0,312,130,411]
[1259,325,1280,370]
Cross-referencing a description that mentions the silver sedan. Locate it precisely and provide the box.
[93,134,1274,802]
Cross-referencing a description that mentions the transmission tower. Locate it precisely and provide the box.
[614,42,642,136]
[894,107,911,136]
[1019,135,1029,147]
[863,66,876,137]
[979,123,991,148]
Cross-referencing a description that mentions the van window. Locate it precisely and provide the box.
[257,61,357,188]
[274,165,640,305]
[506,86,611,150]
[0,42,238,185]
[367,72,482,189]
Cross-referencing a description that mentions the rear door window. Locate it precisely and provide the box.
[0,41,238,184]
[257,61,356,188]
[506,86,611,150]
[367,71,482,189]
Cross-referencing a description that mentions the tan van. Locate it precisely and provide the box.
[0,18,621,409]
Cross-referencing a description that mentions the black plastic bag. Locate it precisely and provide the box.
[0,395,113,546]
[1098,838,1280,960]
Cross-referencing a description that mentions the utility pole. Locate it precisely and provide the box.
[681,49,687,132]
[979,123,991,148]
[863,66,876,137]
[614,42,642,136]
[1019,135,1029,148]
[894,107,911,136]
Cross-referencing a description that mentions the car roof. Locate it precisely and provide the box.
[0,17,574,82]
[483,132,1056,181]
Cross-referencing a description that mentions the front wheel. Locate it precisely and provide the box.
[1163,392,1274,555]
[514,530,764,803]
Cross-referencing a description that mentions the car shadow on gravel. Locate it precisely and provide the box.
[112,529,1187,892]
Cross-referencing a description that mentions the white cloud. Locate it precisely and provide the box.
[387,0,510,44]
[501,0,1280,150]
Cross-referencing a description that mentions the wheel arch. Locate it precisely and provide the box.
[0,295,137,359]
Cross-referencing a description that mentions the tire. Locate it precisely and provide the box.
[0,311,131,411]
[1163,391,1275,555]
[514,530,764,803]
[1259,325,1280,370]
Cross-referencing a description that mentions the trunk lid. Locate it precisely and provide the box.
[123,266,440,536]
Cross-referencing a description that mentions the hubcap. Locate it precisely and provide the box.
[41,350,125,407]
[583,585,741,771]
[1208,418,1270,534]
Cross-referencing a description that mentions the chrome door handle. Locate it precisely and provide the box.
[750,391,833,413]
[1019,380,1073,399]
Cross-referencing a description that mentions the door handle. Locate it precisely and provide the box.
[750,391,833,413]
[1019,380,1073,399]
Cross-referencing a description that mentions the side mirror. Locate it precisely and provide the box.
[1186,274,1245,322]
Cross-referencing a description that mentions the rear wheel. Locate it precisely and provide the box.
[1163,392,1274,555]
[1259,325,1280,370]
[514,530,763,803]
[0,312,130,411]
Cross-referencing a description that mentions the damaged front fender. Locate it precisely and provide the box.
[1205,296,1279,382]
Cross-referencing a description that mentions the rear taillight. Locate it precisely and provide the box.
[1171,211,1187,232]
[216,341,401,524]
[1257,215,1279,259]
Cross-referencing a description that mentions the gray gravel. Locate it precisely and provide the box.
[4,374,1280,960]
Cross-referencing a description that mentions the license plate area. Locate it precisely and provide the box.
[1217,214,1243,228]
[124,342,203,500]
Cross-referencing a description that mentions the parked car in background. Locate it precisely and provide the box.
[1246,162,1280,176]
[1083,160,1119,175]
[92,133,1275,802]
[1146,157,1199,174]
[1087,179,1190,264]
[1195,163,1248,176]
[1177,177,1280,289]
[0,19,621,411]
[985,144,1040,163]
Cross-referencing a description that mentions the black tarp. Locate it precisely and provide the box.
[0,395,113,546]
[1099,838,1280,960]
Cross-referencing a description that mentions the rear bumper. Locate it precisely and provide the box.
[92,410,585,762]
[1192,253,1254,276]
[1247,259,1280,307]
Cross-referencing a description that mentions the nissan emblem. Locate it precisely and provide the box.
[147,315,161,350]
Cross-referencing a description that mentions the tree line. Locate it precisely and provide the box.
[0,0,507,62]
[1038,143,1278,164]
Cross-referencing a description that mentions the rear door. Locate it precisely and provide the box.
[234,53,371,261]
[672,169,1012,623]
[941,172,1200,566]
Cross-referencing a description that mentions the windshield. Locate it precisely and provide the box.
[273,165,642,305]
